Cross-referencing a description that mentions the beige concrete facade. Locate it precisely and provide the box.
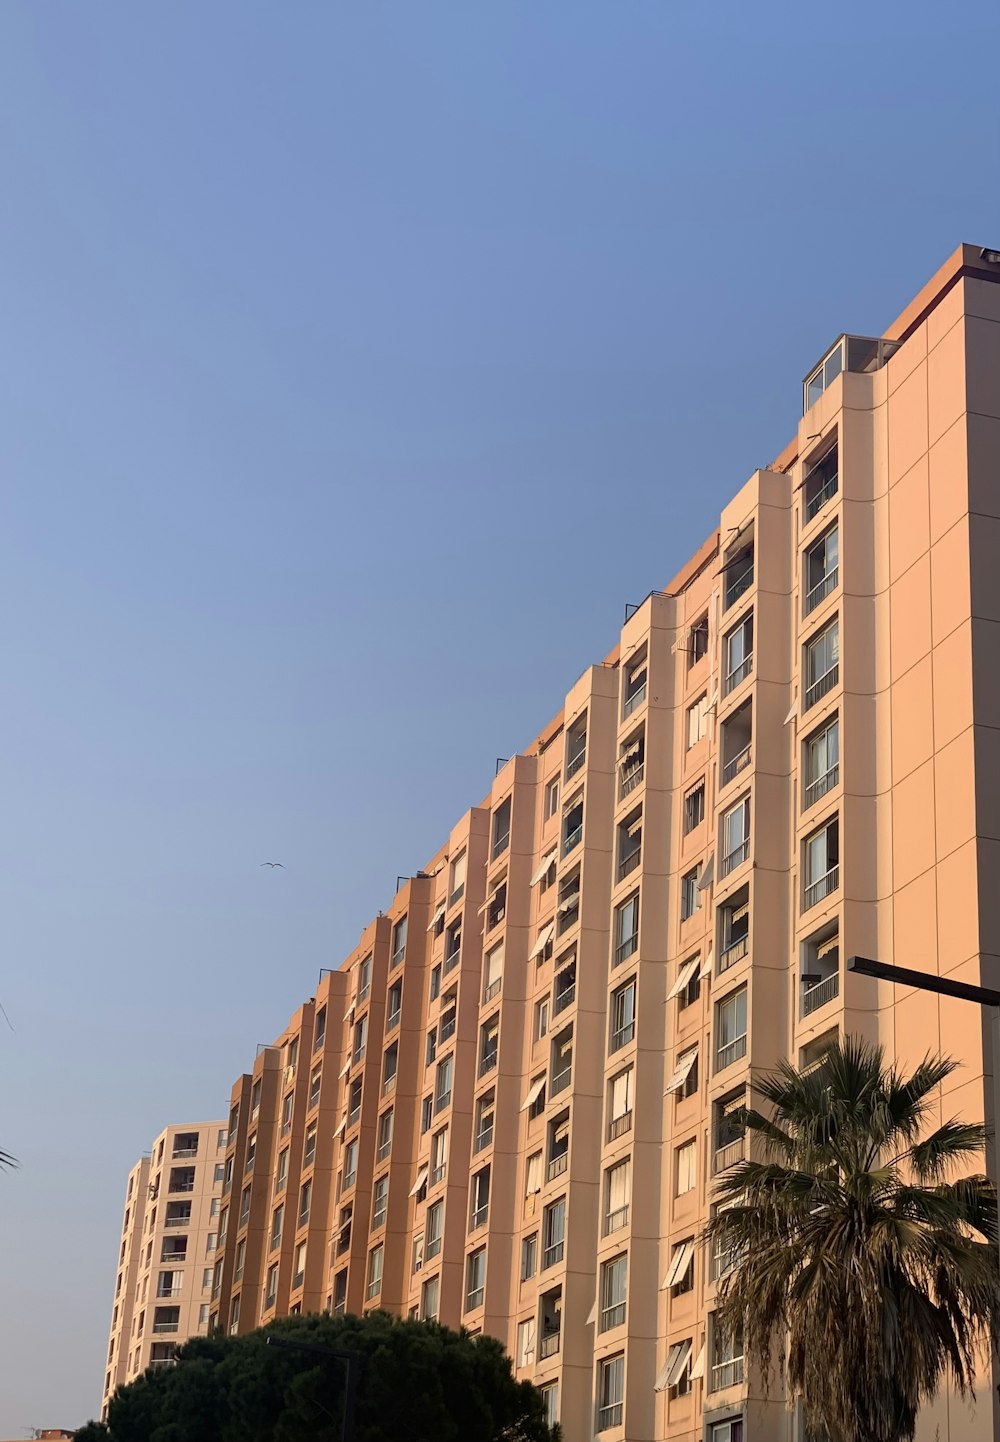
[101,1121,226,1417]
[198,245,1000,1442]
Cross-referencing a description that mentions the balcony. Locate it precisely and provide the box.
[597,1402,623,1430]
[608,1111,632,1142]
[470,1204,489,1230]
[804,565,838,615]
[711,1357,745,1391]
[804,763,839,808]
[721,840,749,878]
[479,1050,498,1080]
[540,1330,561,1359]
[725,558,754,610]
[802,970,839,1016]
[164,1216,191,1229]
[804,663,838,710]
[386,1006,401,1032]
[474,1123,494,1153]
[617,846,641,883]
[156,1287,182,1298]
[724,653,753,694]
[713,1137,745,1174]
[153,1322,179,1334]
[160,1250,187,1264]
[382,1074,397,1099]
[553,980,576,1015]
[172,1147,198,1159]
[722,744,751,788]
[605,1203,629,1233]
[719,935,748,973]
[547,1151,568,1182]
[620,762,644,799]
[566,745,586,780]
[562,823,583,856]
[804,334,899,413]
[550,1064,572,1096]
[483,978,501,1004]
[806,470,837,521]
[804,866,839,910]
[716,1034,747,1071]
[623,678,647,719]
[601,1300,626,1331]
[430,1163,446,1186]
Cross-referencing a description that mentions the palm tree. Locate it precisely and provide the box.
[706,1037,1000,1442]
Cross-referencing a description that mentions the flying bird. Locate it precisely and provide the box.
[260,862,285,869]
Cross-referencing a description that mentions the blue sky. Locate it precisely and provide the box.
[0,1,998,1428]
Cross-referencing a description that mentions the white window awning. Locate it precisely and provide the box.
[667,957,699,1001]
[557,893,580,915]
[698,854,715,890]
[619,740,641,767]
[661,1238,695,1290]
[699,947,715,980]
[585,1300,597,1325]
[343,1004,355,1024]
[520,1076,546,1112]
[665,1049,698,1095]
[338,1059,352,1079]
[332,1116,347,1140]
[530,850,557,887]
[655,1339,693,1393]
[427,904,446,932]
[729,902,749,924]
[817,936,839,959]
[408,1164,429,1198]
[529,924,555,960]
[783,701,798,726]
[690,1344,706,1380]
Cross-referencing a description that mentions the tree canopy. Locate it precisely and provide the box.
[706,1037,1000,1442]
[76,1310,560,1442]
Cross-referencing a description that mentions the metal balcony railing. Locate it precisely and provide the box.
[804,764,839,808]
[620,762,644,799]
[710,1357,745,1391]
[721,840,749,877]
[553,983,576,1014]
[724,654,753,694]
[623,680,647,718]
[725,564,754,609]
[804,565,838,614]
[605,1204,629,1233]
[470,1203,489,1230]
[716,1035,747,1071]
[719,935,748,972]
[562,824,583,856]
[804,663,838,710]
[547,1152,568,1182]
[804,865,839,910]
[608,1111,632,1141]
[617,847,641,882]
[721,744,751,787]
[601,1302,626,1331]
[171,1147,198,1159]
[713,1138,745,1174]
[566,747,586,779]
[153,1322,179,1334]
[597,1402,623,1430]
[386,1007,401,1031]
[802,970,839,1016]
[550,1064,572,1095]
[540,1330,561,1359]
[483,978,501,1003]
[805,472,838,522]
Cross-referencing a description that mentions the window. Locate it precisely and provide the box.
[547,1110,570,1181]
[250,1078,262,1119]
[420,1095,433,1134]
[545,776,560,820]
[711,1318,745,1390]
[356,954,372,1002]
[426,1027,438,1067]
[670,953,701,1009]
[429,963,442,1001]
[690,614,709,664]
[801,1028,839,1073]
[684,781,705,833]
[566,717,587,778]
[449,849,467,905]
[557,867,580,934]
[607,1067,633,1141]
[605,1155,631,1233]
[562,791,584,856]
[311,1003,327,1050]
[716,986,748,1071]
[805,523,839,615]
[264,1263,278,1310]
[665,1236,695,1295]
[421,1274,440,1321]
[474,1090,495,1152]
[719,888,750,971]
[724,612,753,694]
[304,1124,317,1167]
[714,1090,746,1172]
[525,1150,543,1198]
[435,1054,454,1111]
[553,956,576,1014]
[470,1166,491,1230]
[377,1108,393,1162]
[619,729,645,798]
[366,1244,384,1300]
[479,1017,499,1077]
[609,979,636,1052]
[804,715,839,808]
[424,1197,444,1260]
[687,693,709,749]
[387,980,402,1030]
[214,1162,225,1185]
[239,1184,252,1225]
[344,1138,358,1189]
[521,1232,539,1280]
[804,815,840,908]
[298,1178,312,1225]
[623,648,647,718]
[542,1196,566,1268]
[293,1240,307,1290]
[550,1025,573,1094]
[804,438,838,521]
[382,1041,399,1095]
[270,1204,283,1251]
[540,1288,562,1357]
[234,1238,245,1281]
[390,915,408,969]
[430,1127,448,1186]
[245,1133,257,1171]
[352,1015,367,1064]
[600,1253,627,1331]
[491,797,511,859]
[666,1045,699,1100]
[372,1175,389,1230]
[721,795,751,876]
[465,1247,486,1311]
[516,1316,536,1366]
[710,1422,744,1442]
[540,1384,558,1430]
[613,892,639,966]
[802,925,840,1017]
[724,543,754,609]
[597,1354,624,1431]
[804,618,839,709]
[680,865,701,920]
[617,805,642,881]
[445,917,462,968]
[533,994,550,1040]
[280,1091,293,1136]
[676,1138,697,1196]
[483,942,503,1003]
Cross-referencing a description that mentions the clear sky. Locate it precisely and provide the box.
[0,1,998,1429]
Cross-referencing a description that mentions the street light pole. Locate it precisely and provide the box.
[266,1335,365,1442]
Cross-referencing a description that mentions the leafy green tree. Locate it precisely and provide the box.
[706,1037,1000,1442]
[77,1310,559,1442]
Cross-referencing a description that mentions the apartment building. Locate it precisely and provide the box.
[101,1121,226,1417]
[207,244,1000,1442]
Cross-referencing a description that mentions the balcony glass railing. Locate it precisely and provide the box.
[547,1151,568,1182]
[721,745,751,787]
[719,935,748,972]
[553,983,576,1014]
[804,764,839,808]
[562,823,583,856]
[623,680,647,718]
[725,564,754,610]
[804,663,839,710]
[550,1064,572,1095]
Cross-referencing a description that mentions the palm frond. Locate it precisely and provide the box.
[908,1120,988,1181]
